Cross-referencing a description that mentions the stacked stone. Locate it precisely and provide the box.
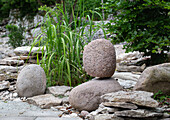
[86,91,170,120]
[0,56,24,101]
[69,39,123,112]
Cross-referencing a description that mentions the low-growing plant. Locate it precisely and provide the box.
[30,2,106,87]
[6,24,29,48]
[153,91,170,107]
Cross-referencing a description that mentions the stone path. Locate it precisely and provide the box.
[0,100,82,120]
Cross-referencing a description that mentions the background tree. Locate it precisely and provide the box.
[104,0,170,65]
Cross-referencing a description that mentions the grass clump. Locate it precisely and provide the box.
[30,2,106,87]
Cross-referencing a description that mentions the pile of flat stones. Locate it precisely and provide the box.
[86,91,170,120]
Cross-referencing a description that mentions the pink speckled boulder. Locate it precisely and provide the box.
[83,39,116,78]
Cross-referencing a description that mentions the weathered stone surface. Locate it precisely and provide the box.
[115,45,143,63]
[83,39,116,78]
[117,79,137,89]
[101,91,159,108]
[80,110,89,118]
[0,65,23,74]
[115,109,163,118]
[0,59,24,66]
[0,81,10,91]
[14,46,46,56]
[112,72,140,88]
[47,86,72,97]
[134,63,170,95]
[92,114,124,120]
[27,94,62,109]
[0,73,18,81]
[94,106,120,114]
[69,77,122,111]
[5,56,36,61]
[0,74,6,81]
[117,63,144,72]
[113,72,140,81]
[16,64,46,97]
[102,102,138,110]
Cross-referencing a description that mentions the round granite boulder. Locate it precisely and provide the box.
[69,77,123,111]
[83,39,116,78]
[16,64,46,97]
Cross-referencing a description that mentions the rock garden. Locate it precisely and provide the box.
[0,37,169,120]
[0,1,170,120]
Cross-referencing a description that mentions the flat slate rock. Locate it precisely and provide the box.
[27,94,62,109]
[47,86,72,97]
[115,109,163,118]
[35,117,83,120]
[113,72,140,81]
[0,73,18,81]
[0,81,10,91]
[90,114,124,120]
[101,91,159,108]
[5,56,36,61]
[102,102,138,110]
[0,59,24,66]
[0,66,23,74]
[14,46,46,55]
[116,63,144,72]
[0,100,62,117]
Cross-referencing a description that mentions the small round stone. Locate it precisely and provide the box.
[16,64,46,97]
[83,39,116,78]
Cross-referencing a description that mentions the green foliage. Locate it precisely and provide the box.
[0,0,105,22]
[154,91,170,107]
[6,24,28,48]
[30,3,105,87]
[0,0,36,21]
[104,0,170,65]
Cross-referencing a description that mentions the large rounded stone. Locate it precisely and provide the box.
[134,63,170,95]
[16,64,46,97]
[69,78,122,111]
[83,39,116,78]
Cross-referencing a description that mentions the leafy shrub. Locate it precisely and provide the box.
[153,91,170,107]
[30,3,106,87]
[6,24,28,48]
[104,0,170,65]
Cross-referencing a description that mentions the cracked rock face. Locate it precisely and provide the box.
[83,39,116,78]
[16,64,46,97]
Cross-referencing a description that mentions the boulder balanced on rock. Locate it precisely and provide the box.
[16,64,46,97]
[69,39,122,111]
[83,39,116,78]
